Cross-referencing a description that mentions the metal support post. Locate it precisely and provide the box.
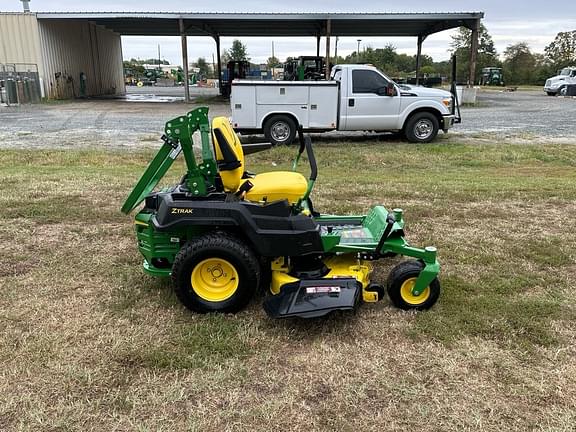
[179,19,190,103]
[468,20,480,87]
[325,19,331,79]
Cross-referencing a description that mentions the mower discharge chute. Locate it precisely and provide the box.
[122,107,441,318]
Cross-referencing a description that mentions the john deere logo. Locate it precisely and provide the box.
[171,208,194,214]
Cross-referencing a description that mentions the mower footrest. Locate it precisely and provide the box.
[263,278,361,319]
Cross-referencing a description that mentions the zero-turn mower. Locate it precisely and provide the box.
[121,107,440,318]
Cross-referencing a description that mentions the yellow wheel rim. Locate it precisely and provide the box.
[399,277,430,305]
[191,258,239,302]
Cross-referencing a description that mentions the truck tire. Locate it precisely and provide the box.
[264,115,297,146]
[404,112,440,143]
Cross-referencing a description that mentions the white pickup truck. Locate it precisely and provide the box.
[231,64,456,145]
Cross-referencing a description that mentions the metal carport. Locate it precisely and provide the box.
[36,12,484,101]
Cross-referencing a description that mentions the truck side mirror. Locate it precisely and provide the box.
[386,82,395,96]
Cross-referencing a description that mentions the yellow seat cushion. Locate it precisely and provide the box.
[245,171,308,204]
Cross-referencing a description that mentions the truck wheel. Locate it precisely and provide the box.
[171,233,260,314]
[404,112,439,143]
[264,115,297,145]
[559,86,567,96]
[387,260,440,311]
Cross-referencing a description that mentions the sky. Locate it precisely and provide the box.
[4,0,576,66]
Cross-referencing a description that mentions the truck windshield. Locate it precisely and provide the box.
[560,68,573,76]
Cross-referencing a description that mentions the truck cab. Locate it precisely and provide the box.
[544,67,576,96]
[332,64,455,139]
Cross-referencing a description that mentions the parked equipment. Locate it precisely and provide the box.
[221,61,250,97]
[284,56,326,81]
[122,107,441,318]
[480,67,504,86]
[544,67,576,96]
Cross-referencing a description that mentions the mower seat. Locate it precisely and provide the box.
[211,117,307,204]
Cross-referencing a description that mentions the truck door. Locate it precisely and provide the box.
[343,69,401,131]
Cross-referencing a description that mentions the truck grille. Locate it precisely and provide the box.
[545,79,551,87]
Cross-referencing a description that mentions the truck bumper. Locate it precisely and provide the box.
[442,114,456,132]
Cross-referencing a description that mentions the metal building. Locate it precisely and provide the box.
[0,12,124,102]
[1,10,483,102]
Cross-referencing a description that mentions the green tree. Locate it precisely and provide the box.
[267,56,281,68]
[450,24,499,84]
[227,40,250,62]
[544,30,576,68]
[195,57,211,78]
[502,42,536,85]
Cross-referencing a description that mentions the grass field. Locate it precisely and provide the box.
[1,139,575,431]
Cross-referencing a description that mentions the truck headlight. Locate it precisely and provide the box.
[442,98,452,109]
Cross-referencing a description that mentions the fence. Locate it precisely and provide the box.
[0,63,42,105]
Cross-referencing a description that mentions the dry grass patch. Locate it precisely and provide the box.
[1,141,575,430]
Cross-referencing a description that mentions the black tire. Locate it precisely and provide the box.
[546,92,556,96]
[171,233,260,313]
[559,86,567,96]
[263,115,297,146]
[387,260,440,311]
[404,112,440,143]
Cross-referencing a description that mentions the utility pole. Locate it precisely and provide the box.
[212,53,216,79]
[157,44,161,70]
[272,41,275,60]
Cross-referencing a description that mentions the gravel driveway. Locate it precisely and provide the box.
[0,89,574,149]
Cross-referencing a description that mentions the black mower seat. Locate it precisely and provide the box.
[211,117,307,204]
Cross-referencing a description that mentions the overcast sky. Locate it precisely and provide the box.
[5,0,576,65]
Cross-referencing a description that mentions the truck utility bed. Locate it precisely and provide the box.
[231,80,339,131]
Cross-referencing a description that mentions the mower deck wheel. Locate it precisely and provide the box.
[171,232,260,313]
[386,260,440,310]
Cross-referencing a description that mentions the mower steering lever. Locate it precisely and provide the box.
[296,125,318,181]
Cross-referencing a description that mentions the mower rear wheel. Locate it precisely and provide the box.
[171,233,260,313]
[387,260,440,311]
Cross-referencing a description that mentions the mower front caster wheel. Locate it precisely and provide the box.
[387,260,440,311]
[171,233,260,314]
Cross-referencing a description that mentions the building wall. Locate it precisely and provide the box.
[38,19,125,98]
[0,13,44,76]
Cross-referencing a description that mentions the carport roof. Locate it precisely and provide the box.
[35,12,484,38]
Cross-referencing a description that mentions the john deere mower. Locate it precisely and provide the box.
[121,107,440,318]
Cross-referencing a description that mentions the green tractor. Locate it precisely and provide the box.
[480,67,504,86]
[122,108,441,318]
[284,56,326,81]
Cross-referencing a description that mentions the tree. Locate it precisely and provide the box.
[544,30,576,68]
[267,56,281,68]
[450,24,499,84]
[195,57,211,78]
[227,40,250,62]
[502,42,536,85]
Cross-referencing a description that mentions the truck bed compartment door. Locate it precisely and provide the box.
[308,85,338,129]
[256,85,310,128]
